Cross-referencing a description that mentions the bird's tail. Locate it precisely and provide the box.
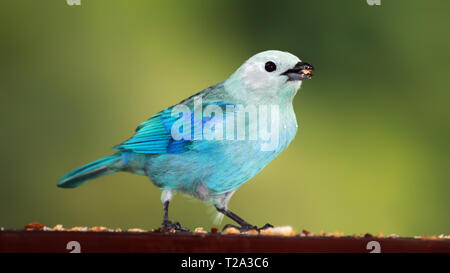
[57,153,122,188]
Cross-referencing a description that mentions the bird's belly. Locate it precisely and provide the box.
[144,125,296,200]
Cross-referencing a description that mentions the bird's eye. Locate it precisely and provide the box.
[265,61,277,72]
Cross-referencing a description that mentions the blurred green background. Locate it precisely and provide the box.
[0,0,449,236]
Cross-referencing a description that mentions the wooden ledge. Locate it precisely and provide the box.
[1,230,449,253]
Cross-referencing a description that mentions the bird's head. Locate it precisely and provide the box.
[224,50,314,103]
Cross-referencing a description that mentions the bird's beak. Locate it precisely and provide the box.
[281,62,314,81]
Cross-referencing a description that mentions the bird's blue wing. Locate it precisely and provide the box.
[114,101,234,154]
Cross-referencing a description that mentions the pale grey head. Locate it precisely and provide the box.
[224,50,314,103]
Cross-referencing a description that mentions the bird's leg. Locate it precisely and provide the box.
[160,190,189,232]
[161,200,189,231]
[215,206,273,232]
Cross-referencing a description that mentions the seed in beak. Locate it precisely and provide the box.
[301,69,312,75]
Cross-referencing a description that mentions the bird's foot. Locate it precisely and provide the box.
[222,223,274,233]
[222,223,256,232]
[161,220,190,232]
[259,223,274,230]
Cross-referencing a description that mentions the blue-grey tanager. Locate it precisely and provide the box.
[58,50,314,231]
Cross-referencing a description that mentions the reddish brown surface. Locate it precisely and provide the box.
[1,231,449,253]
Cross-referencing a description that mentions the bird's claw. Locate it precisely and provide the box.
[259,223,274,230]
[222,223,274,232]
[161,220,189,232]
[222,223,257,232]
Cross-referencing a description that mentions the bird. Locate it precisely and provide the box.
[58,50,314,231]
